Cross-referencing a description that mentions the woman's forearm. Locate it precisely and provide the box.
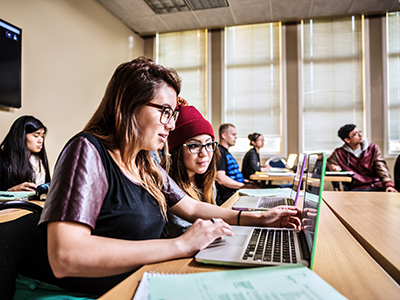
[47,221,191,278]
[170,196,261,225]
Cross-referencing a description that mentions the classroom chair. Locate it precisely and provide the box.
[0,201,43,300]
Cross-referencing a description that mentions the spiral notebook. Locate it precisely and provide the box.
[135,264,346,300]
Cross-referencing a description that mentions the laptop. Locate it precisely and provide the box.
[195,152,326,269]
[266,153,298,173]
[232,153,307,211]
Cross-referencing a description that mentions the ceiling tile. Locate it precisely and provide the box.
[158,11,202,32]
[125,15,170,34]
[271,0,312,21]
[96,0,155,19]
[229,1,272,24]
[194,7,235,27]
[311,0,354,18]
[350,0,399,15]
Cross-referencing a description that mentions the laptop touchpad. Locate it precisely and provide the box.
[226,234,247,246]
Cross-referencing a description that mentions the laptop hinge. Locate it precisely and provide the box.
[297,231,311,263]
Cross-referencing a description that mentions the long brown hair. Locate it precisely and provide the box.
[83,57,181,217]
[167,144,220,204]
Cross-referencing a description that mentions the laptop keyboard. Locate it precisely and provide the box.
[242,229,297,263]
[258,197,287,208]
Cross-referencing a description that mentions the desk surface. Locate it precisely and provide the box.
[99,192,400,300]
[323,191,400,285]
[250,172,352,182]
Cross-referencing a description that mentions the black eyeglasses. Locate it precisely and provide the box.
[183,141,218,154]
[146,103,181,125]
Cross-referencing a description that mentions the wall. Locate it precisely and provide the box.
[0,0,144,171]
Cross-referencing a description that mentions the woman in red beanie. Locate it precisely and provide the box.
[163,99,220,237]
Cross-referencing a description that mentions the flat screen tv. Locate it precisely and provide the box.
[0,18,22,108]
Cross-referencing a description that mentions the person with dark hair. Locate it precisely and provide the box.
[163,99,220,238]
[242,132,269,180]
[15,57,301,299]
[394,155,400,192]
[216,124,258,206]
[0,115,51,191]
[327,124,396,192]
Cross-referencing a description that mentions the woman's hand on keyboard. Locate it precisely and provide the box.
[259,206,302,229]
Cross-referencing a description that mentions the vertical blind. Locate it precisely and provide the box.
[224,23,282,154]
[301,17,364,153]
[156,30,207,116]
[387,12,400,154]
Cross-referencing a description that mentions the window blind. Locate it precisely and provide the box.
[224,23,282,154]
[386,12,400,154]
[156,30,207,116]
[301,17,364,153]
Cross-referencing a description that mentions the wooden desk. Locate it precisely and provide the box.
[323,191,400,285]
[0,200,44,222]
[250,172,352,183]
[250,172,295,181]
[99,193,400,300]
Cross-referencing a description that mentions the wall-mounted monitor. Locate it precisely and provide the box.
[0,18,22,108]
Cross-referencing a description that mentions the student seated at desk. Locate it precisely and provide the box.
[14,57,301,300]
[162,100,219,238]
[242,132,269,180]
[0,115,51,192]
[216,124,259,206]
[327,124,397,192]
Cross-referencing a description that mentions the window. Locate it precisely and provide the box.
[301,17,364,153]
[224,23,283,155]
[156,30,207,116]
[386,12,400,154]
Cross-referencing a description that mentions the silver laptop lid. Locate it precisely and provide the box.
[289,153,307,205]
[301,152,326,269]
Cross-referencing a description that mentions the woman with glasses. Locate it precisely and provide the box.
[15,57,301,299]
[162,101,220,238]
[242,132,269,180]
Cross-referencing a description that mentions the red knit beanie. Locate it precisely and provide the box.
[168,105,215,151]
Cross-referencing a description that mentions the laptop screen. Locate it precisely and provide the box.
[285,153,297,169]
[301,153,326,269]
[289,153,306,202]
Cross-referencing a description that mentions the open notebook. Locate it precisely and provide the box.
[232,153,307,211]
[195,153,326,268]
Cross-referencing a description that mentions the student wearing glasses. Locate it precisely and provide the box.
[327,124,397,192]
[162,101,220,238]
[15,57,301,299]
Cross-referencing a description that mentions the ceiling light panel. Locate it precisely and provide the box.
[185,0,229,10]
[144,0,229,14]
[144,0,189,14]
